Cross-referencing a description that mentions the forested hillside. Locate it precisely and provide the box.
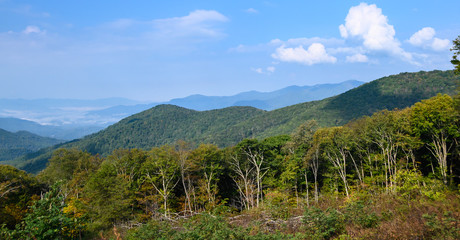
[0,117,105,140]
[11,70,459,173]
[0,129,63,162]
[244,70,459,138]
[1,93,459,239]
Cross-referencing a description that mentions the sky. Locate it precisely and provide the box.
[1,0,459,102]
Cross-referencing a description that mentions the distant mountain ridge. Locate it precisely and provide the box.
[13,70,459,173]
[1,81,363,139]
[0,118,104,140]
[167,80,364,110]
[0,128,63,162]
[87,80,363,119]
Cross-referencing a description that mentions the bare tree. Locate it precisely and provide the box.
[243,147,268,208]
[230,154,256,210]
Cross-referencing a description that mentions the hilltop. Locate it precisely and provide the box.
[0,128,63,163]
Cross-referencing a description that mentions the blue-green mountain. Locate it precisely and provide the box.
[0,128,63,163]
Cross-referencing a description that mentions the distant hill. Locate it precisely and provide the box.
[0,118,104,140]
[12,70,460,173]
[167,80,364,111]
[88,80,364,120]
[0,128,63,162]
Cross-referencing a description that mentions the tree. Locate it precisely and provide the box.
[0,165,44,229]
[236,139,268,208]
[141,145,180,217]
[316,127,353,197]
[285,120,318,204]
[451,35,460,74]
[83,161,133,229]
[229,146,256,210]
[189,144,223,210]
[306,138,322,203]
[11,183,84,240]
[411,94,459,185]
[38,149,96,185]
[175,140,194,214]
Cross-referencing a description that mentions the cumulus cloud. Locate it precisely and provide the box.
[346,53,368,63]
[266,66,275,73]
[22,25,43,34]
[408,27,435,46]
[339,3,412,62]
[271,43,337,65]
[154,10,228,38]
[408,27,450,51]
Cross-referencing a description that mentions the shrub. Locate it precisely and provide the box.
[344,200,380,228]
[178,213,247,240]
[126,220,176,240]
[264,190,293,220]
[423,211,460,240]
[303,207,345,240]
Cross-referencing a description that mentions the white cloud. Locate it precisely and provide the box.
[271,43,337,65]
[154,10,228,38]
[245,8,259,14]
[22,25,43,34]
[408,27,450,51]
[252,66,275,74]
[431,38,450,51]
[408,27,435,46]
[339,3,412,62]
[229,37,343,54]
[346,53,368,63]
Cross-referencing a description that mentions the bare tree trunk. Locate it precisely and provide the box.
[230,155,255,210]
[428,133,452,185]
[310,147,320,203]
[305,170,309,207]
[349,152,363,185]
[244,148,268,208]
[326,151,349,197]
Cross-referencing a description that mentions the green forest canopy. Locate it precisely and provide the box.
[1,93,459,239]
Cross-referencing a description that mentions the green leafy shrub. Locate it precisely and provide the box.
[126,220,176,240]
[344,200,380,228]
[264,190,293,220]
[8,182,85,240]
[178,213,246,240]
[423,211,460,240]
[303,207,345,240]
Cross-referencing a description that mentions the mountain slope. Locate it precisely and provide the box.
[0,128,64,162]
[241,70,460,138]
[13,70,459,173]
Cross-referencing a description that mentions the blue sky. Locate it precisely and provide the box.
[1,0,459,101]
